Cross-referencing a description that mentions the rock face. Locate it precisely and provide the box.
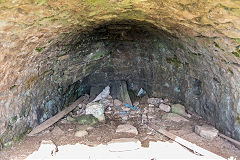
[0,0,240,144]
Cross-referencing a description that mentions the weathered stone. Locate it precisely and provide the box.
[116,124,138,135]
[195,125,219,140]
[77,114,98,126]
[159,103,171,112]
[74,130,88,138]
[162,113,189,122]
[171,104,187,116]
[86,102,105,121]
[113,99,123,106]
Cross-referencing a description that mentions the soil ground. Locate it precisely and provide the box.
[1,102,240,160]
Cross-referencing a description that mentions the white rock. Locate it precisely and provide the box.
[86,102,105,121]
[114,99,123,106]
[92,86,110,102]
[159,103,171,112]
[162,113,189,122]
[147,98,161,105]
[116,124,138,135]
[75,130,88,137]
[194,125,218,140]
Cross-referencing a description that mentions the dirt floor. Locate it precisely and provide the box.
[1,96,240,160]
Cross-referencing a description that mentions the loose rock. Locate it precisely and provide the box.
[77,114,98,125]
[74,130,88,137]
[171,104,187,116]
[162,113,189,122]
[116,124,138,135]
[159,103,171,112]
[86,102,105,121]
[194,125,218,140]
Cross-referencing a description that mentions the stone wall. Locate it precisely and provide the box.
[0,0,240,145]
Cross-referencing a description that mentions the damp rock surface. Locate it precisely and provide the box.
[0,0,240,145]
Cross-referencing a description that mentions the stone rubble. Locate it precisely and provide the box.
[159,103,171,112]
[171,104,188,117]
[194,125,219,140]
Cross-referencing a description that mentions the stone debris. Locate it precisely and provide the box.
[38,140,58,156]
[162,113,189,122]
[51,126,64,136]
[86,102,105,121]
[116,124,138,135]
[171,104,188,117]
[113,99,123,106]
[147,98,162,106]
[92,85,110,102]
[159,103,171,112]
[194,125,218,140]
[77,114,98,125]
[74,130,88,138]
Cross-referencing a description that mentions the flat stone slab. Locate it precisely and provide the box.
[194,125,218,140]
[116,124,138,135]
[162,113,189,122]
